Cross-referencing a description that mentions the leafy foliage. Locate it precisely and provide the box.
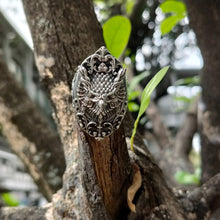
[130,66,169,150]
[127,71,150,112]
[103,15,131,58]
[175,168,201,185]
[1,193,20,206]
[128,71,150,94]
[128,101,140,112]
[174,76,200,86]
[160,0,187,35]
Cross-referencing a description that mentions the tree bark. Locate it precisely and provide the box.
[77,127,131,220]
[0,57,65,201]
[184,0,220,182]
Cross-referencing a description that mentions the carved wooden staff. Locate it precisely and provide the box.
[72,47,132,219]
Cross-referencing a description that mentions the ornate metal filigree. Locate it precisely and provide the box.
[72,46,127,139]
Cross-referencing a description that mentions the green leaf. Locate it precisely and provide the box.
[174,76,200,86]
[159,0,187,35]
[175,170,200,185]
[103,15,131,58]
[1,193,19,207]
[138,66,169,118]
[160,14,184,35]
[128,90,141,101]
[174,96,193,103]
[128,71,150,94]
[126,0,135,15]
[130,66,169,150]
[160,0,186,14]
[128,102,139,112]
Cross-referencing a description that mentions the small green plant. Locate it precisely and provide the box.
[160,0,187,35]
[130,66,169,151]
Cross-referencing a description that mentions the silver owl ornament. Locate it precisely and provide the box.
[72,46,127,139]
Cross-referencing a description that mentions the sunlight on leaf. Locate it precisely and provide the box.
[130,66,169,151]
[174,76,200,86]
[160,0,186,14]
[160,14,184,35]
[128,91,141,101]
[174,96,193,103]
[103,15,131,58]
[128,71,150,94]
[126,0,135,15]
[128,102,139,112]
[160,0,187,35]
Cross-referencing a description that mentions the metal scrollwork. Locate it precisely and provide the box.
[72,46,127,139]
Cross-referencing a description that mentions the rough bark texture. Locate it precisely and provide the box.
[184,0,220,183]
[83,127,131,219]
[176,173,220,220]
[127,140,187,220]
[0,57,65,201]
[77,125,131,220]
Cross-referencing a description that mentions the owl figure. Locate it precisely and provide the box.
[72,46,127,139]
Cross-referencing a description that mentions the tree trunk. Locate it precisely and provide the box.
[184,0,220,182]
[0,56,65,201]
[22,0,133,219]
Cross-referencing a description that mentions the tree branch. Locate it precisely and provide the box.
[0,57,65,201]
[176,173,220,220]
[174,97,199,159]
[146,101,172,148]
